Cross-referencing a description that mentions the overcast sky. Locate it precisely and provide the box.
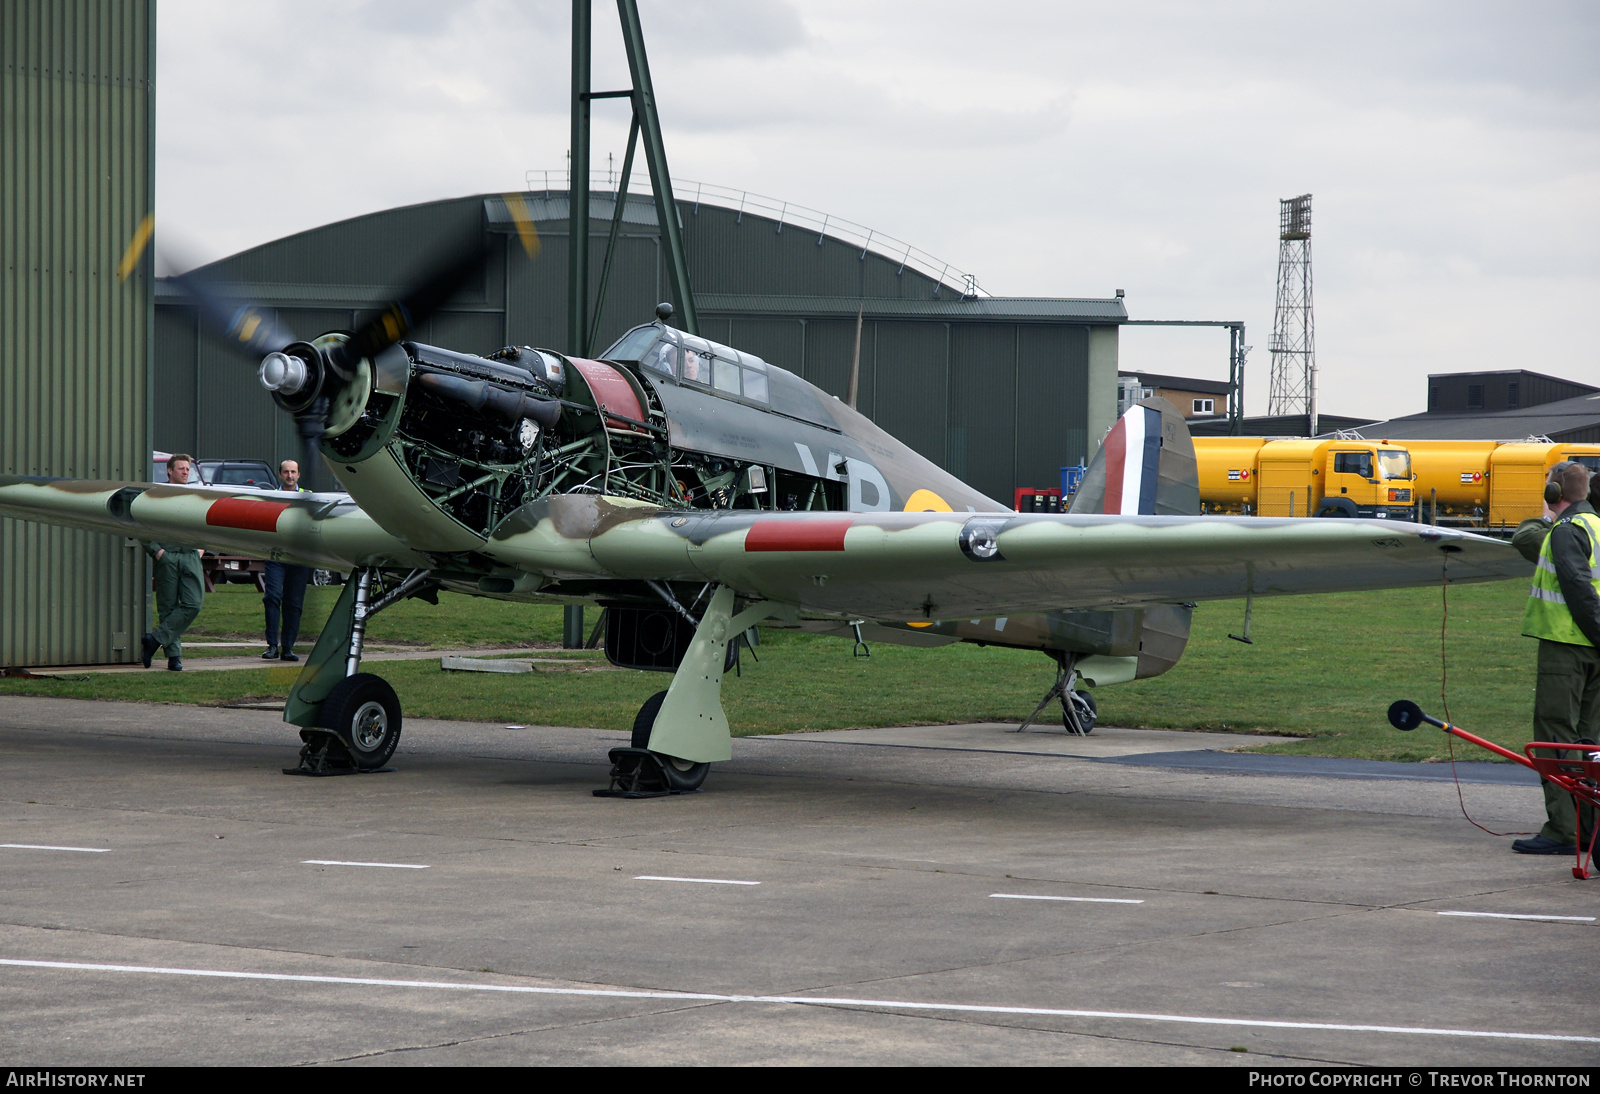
[156,1,1599,418]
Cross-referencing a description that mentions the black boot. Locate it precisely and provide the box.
[261,647,279,660]
[141,633,159,669]
[167,657,183,671]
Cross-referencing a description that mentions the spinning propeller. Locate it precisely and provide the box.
[167,196,542,481]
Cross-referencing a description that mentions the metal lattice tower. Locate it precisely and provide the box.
[1267,194,1316,434]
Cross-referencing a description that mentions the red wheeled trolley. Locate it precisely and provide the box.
[1390,700,1600,880]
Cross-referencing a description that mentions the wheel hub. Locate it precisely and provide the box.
[351,700,389,751]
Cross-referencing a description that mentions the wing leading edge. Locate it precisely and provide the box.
[0,475,427,571]
[559,504,1525,621]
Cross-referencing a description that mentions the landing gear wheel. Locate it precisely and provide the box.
[1063,688,1097,734]
[630,689,710,792]
[317,672,402,769]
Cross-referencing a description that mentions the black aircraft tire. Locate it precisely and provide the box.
[318,673,402,769]
[631,689,711,792]
[631,690,668,749]
[1065,688,1098,733]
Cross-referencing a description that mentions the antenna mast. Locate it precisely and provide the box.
[1267,194,1316,435]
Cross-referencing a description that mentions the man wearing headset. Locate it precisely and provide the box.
[1511,461,1600,855]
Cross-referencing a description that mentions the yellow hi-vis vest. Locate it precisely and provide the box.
[1522,510,1600,647]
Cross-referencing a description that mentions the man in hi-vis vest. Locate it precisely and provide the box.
[1512,460,1600,855]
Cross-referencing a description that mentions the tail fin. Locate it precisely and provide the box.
[1068,398,1199,516]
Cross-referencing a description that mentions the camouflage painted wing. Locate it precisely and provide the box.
[1,477,1528,621]
[0,475,429,571]
[545,501,1526,620]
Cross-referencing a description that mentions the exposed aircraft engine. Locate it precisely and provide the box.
[305,334,689,550]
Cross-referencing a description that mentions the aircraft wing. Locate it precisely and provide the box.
[2,475,1526,621]
[558,502,1526,620]
[0,475,430,571]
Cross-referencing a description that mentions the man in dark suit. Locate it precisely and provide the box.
[262,459,312,661]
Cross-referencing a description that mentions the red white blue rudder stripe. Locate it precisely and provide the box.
[1100,405,1162,515]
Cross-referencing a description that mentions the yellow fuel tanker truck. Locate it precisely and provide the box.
[1195,437,1414,518]
[1402,440,1600,527]
[1198,436,1600,526]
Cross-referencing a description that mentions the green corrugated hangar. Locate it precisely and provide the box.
[154,191,1126,504]
[1,0,154,668]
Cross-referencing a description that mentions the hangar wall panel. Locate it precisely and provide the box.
[1016,325,1089,486]
[800,318,858,399]
[949,325,1017,500]
[1086,325,1119,453]
[872,321,949,467]
[1,0,153,666]
[727,318,804,376]
[586,233,661,352]
[153,305,198,456]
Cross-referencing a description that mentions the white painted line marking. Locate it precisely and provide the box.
[1,958,1594,1045]
[991,893,1143,904]
[634,875,759,886]
[302,860,430,870]
[2,844,110,853]
[1438,910,1595,923]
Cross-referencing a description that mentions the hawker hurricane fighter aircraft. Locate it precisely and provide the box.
[0,233,1525,793]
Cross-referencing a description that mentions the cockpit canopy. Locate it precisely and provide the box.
[602,324,772,406]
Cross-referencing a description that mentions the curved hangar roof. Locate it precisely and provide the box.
[154,189,1125,502]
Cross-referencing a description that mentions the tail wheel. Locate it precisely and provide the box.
[318,672,402,769]
[631,689,710,792]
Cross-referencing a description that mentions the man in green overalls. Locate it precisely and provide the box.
[1511,460,1600,855]
[139,453,206,672]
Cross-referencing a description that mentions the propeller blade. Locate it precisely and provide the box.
[169,269,298,358]
[336,237,494,368]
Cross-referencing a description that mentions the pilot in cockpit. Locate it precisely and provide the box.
[642,340,679,377]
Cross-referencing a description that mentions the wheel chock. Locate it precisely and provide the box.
[281,729,393,776]
[594,747,688,798]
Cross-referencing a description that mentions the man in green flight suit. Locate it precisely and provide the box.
[139,453,206,671]
[1511,460,1600,855]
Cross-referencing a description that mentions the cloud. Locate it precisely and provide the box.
[155,0,1600,417]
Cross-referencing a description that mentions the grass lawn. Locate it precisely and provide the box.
[186,583,568,648]
[1,579,1538,762]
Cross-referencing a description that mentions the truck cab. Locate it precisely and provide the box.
[1321,445,1413,517]
[1251,439,1412,518]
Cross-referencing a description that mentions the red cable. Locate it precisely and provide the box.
[1440,553,1533,837]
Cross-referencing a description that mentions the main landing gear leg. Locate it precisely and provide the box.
[597,587,791,798]
[282,567,436,776]
[1015,650,1097,736]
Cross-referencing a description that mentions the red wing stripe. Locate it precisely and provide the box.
[206,498,290,533]
[744,519,853,552]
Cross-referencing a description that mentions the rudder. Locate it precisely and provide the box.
[1068,398,1199,516]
